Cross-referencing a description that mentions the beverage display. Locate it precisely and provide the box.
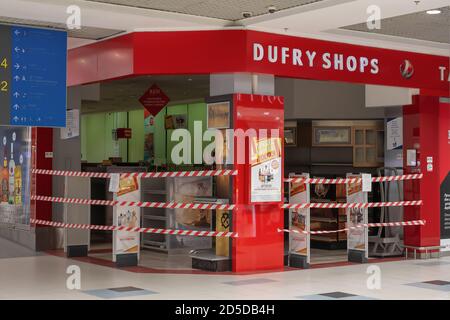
[14,162,22,205]
[8,134,16,205]
[1,137,8,203]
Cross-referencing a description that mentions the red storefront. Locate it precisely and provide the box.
[60,29,449,273]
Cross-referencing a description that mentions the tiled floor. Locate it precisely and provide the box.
[1,237,450,300]
[0,236,41,259]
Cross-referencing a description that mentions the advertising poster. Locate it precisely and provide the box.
[250,137,282,203]
[288,173,310,261]
[113,176,141,259]
[143,109,154,164]
[387,117,403,150]
[60,109,80,140]
[0,127,31,226]
[441,173,450,251]
[172,176,213,249]
[346,174,368,253]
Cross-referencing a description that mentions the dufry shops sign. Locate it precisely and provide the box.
[246,31,449,94]
[68,30,449,95]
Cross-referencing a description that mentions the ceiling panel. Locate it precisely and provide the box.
[343,6,450,44]
[85,0,326,21]
[82,75,210,114]
[0,16,124,40]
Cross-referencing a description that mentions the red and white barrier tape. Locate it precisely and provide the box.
[32,195,422,210]
[278,220,426,235]
[32,168,238,179]
[282,200,422,209]
[284,174,423,184]
[30,219,239,238]
[31,195,236,210]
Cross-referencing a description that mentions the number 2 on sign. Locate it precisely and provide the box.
[0,81,8,92]
[1,58,7,69]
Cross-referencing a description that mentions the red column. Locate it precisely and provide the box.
[31,128,53,222]
[232,94,285,272]
[403,95,441,248]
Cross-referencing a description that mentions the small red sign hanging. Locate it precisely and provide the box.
[139,84,170,116]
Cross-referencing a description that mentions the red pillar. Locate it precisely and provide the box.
[232,93,284,272]
[31,128,53,222]
[403,95,443,249]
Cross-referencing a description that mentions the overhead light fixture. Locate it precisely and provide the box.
[426,9,441,15]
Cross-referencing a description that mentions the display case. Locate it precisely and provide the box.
[310,179,347,249]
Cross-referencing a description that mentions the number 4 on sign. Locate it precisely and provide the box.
[1,58,7,69]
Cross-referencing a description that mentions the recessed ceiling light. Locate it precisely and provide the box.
[426,9,441,15]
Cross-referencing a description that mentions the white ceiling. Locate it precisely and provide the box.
[344,6,450,44]
[0,0,448,54]
[84,0,326,21]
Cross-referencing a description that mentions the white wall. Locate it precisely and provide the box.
[276,77,386,119]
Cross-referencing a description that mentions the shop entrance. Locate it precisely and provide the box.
[59,29,447,273]
[76,74,405,272]
[281,78,404,267]
[80,75,225,271]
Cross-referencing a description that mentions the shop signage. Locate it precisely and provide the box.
[115,128,132,139]
[0,25,67,127]
[250,137,282,203]
[253,43,379,74]
[288,173,310,264]
[113,176,141,259]
[60,109,79,140]
[69,30,449,94]
[346,174,368,257]
[139,84,170,116]
[386,117,403,151]
[247,31,449,93]
[439,66,450,82]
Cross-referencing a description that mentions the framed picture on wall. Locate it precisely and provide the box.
[207,101,230,129]
[284,127,297,147]
[165,114,188,129]
[312,127,352,146]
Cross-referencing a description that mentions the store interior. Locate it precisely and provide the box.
[78,75,404,271]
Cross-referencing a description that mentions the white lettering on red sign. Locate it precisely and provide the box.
[253,43,379,74]
[438,66,450,82]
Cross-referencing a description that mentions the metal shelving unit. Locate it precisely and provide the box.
[140,178,171,252]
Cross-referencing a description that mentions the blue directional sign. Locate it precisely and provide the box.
[0,25,67,127]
